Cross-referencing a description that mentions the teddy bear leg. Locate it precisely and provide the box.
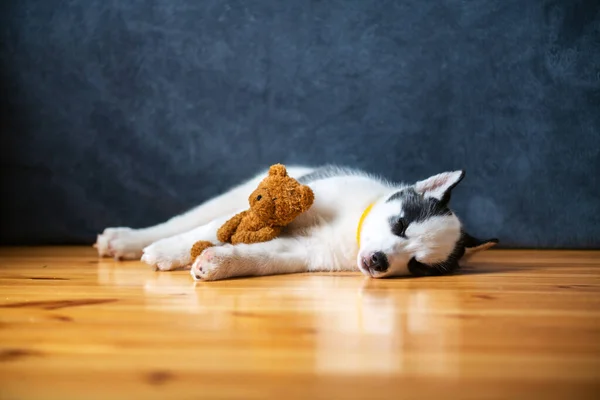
[190,241,214,260]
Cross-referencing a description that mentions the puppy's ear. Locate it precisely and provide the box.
[414,170,465,204]
[269,164,288,177]
[462,231,499,258]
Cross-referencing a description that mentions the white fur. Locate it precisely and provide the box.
[96,165,491,281]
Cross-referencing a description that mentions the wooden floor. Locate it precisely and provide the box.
[0,247,599,400]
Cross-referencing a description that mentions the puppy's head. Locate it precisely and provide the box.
[357,170,498,278]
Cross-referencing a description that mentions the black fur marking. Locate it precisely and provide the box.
[297,165,362,184]
[386,188,410,203]
[387,188,452,238]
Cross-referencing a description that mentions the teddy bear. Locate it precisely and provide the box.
[190,164,314,259]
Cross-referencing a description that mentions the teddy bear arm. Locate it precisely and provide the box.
[256,226,282,241]
[232,226,281,244]
[217,211,247,243]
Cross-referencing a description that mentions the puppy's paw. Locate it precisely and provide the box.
[190,247,235,281]
[95,227,146,260]
[141,237,193,271]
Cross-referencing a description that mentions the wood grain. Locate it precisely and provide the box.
[1,247,599,399]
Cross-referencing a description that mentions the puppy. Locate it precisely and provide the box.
[95,165,498,281]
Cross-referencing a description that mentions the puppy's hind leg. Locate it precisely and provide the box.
[96,165,314,260]
[95,175,263,260]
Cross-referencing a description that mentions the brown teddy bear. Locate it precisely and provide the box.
[190,164,314,259]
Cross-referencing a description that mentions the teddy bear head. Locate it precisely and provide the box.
[248,164,314,226]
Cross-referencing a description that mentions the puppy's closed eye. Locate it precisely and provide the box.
[391,217,408,237]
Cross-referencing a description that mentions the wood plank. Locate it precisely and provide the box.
[1,247,599,400]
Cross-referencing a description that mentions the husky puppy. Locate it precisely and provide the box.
[95,165,498,281]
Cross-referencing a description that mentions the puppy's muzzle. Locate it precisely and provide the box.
[362,251,389,273]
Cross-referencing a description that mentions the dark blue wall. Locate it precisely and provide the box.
[1,1,599,248]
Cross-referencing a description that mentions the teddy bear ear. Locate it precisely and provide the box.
[269,164,288,177]
[300,186,315,211]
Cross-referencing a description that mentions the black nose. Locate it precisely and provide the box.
[366,251,389,272]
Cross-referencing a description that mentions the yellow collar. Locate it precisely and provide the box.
[356,202,375,247]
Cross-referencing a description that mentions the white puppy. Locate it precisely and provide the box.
[95,165,498,281]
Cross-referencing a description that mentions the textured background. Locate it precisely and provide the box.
[1,0,599,248]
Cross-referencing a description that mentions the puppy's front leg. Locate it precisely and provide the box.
[191,237,310,281]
